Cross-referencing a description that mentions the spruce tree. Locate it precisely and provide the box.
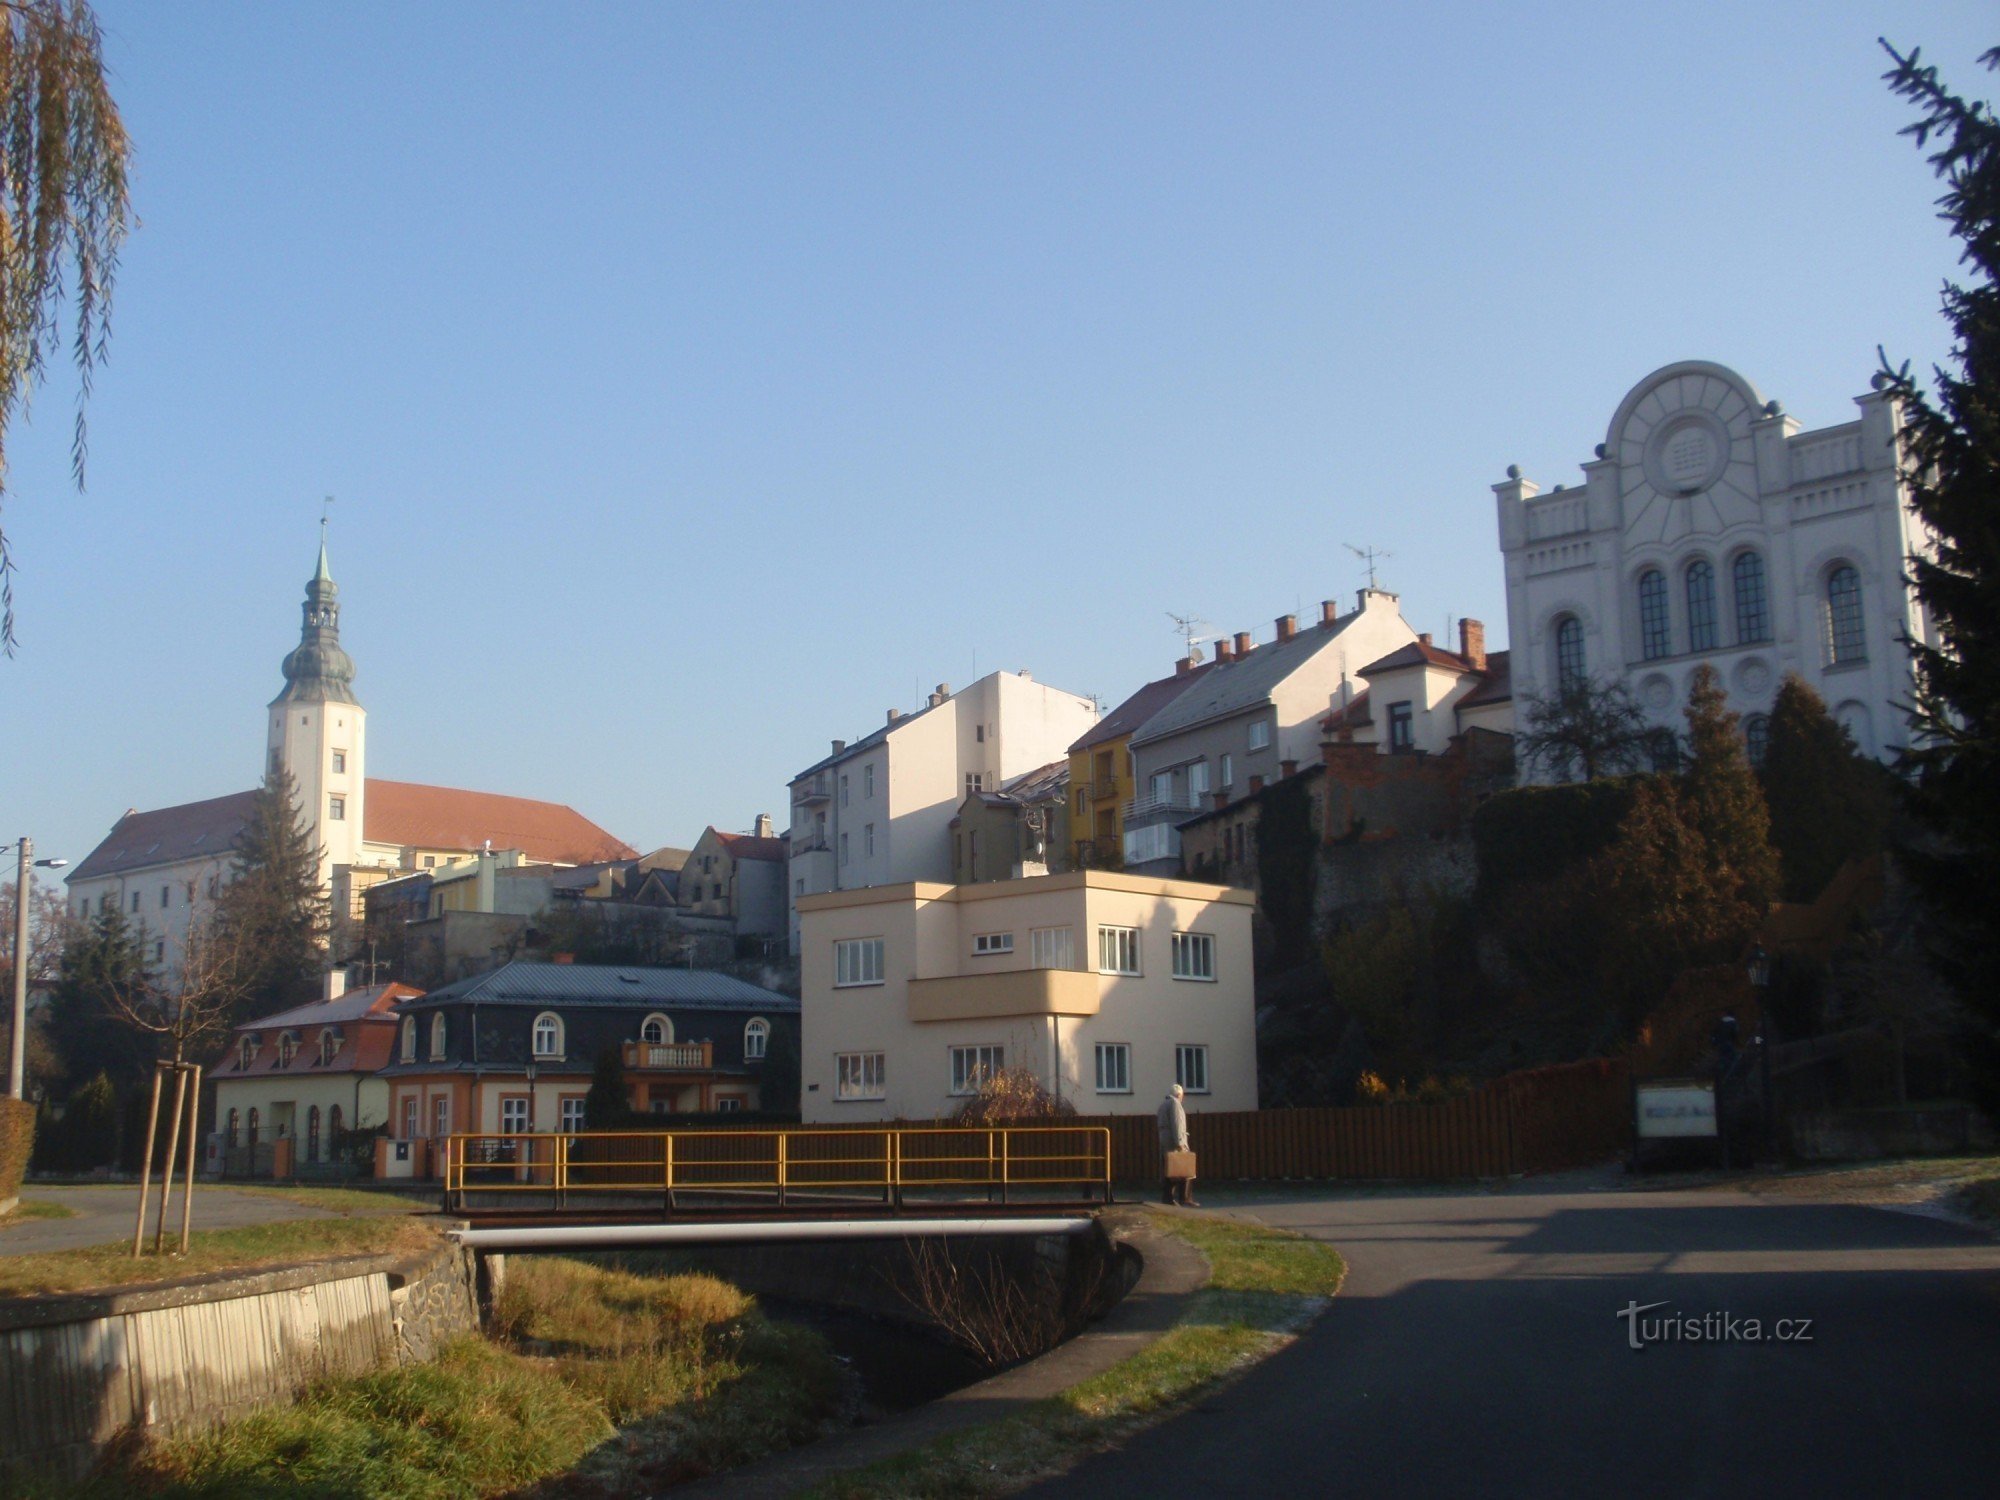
[1878,42,2000,1087]
[1760,673,1893,901]
[1681,665,1780,908]
[217,767,329,1017]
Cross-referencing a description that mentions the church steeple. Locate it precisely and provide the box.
[273,520,359,706]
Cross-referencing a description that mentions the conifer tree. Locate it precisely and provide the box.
[583,1045,629,1128]
[1878,42,2000,1081]
[45,901,150,1090]
[217,767,329,1016]
[1681,665,1780,909]
[1760,673,1893,901]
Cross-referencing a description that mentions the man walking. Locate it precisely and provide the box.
[1157,1082,1198,1207]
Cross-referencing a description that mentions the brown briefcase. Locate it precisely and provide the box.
[1165,1150,1197,1178]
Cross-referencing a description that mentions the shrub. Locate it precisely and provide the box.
[952,1066,1077,1125]
[0,1096,31,1201]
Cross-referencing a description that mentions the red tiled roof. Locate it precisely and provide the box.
[1359,639,1480,677]
[1458,649,1513,707]
[1321,689,1373,732]
[363,779,637,863]
[223,984,421,1078]
[714,832,787,863]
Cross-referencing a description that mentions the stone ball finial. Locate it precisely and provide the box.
[1764,399,1782,416]
[1594,443,1608,459]
[1506,464,1521,480]
[1870,372,1891,392]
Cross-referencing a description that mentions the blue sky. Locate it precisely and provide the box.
[2,1,1991,878]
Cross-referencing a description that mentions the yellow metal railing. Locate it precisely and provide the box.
[439,1125,1113,1209]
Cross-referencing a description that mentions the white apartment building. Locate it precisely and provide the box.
[797,870,1258,1124]
[785,670,1099,952]
[1497,360,1935,771]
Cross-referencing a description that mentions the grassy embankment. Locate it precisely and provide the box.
[810,1210,1346,1499]
[46,1257,841,1499]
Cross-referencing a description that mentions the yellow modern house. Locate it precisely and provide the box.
[1066,661,1212,868]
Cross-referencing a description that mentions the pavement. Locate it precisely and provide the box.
[0,1185,350,1255]
[1023,1175,2000,1499]
[674,1214,1208,1500]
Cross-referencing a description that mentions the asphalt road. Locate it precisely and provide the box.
[0,1185,348,1255]
[1027,1182,2000,1499]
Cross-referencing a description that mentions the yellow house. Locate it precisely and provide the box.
[1066,662,1213,869]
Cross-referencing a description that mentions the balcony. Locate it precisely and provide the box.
[622,1040,715,1072]
[1080,779,1120,803]
[793,779,831,806]
[907,967,1101,1024]
[791,833,830,856]
[1122,791,1203,822]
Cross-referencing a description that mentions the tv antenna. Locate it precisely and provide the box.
[1345,542,1391,591]
[1167,610,1217,664]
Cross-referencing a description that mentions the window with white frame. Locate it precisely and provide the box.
[1188,760,1210,799]
[1248,718,1271,752]
[865,823,876,857]
[332,750,346,774]
[641,1013,672,1044]
[834,937,885,987]
[1098,925,1141,975]
[500,1096,529,1135]
[560,1096,586,1134]
[965,772,985,795]
[1555,614,1586,689]
[1172,931,1216,981]
[744,1017,770,1059]
[239,1034,259,1071]
[864,763,875,798]
[835,1051,885,1100]
[1388,702,1414,751]
[1030,925,1075,970]
[950,1044,1005,1095]
[319,1029,341,1065]
[430,1013,447,1059]
[972,932,1014,956]
[1826,564,1865,663]
[1220,753,1234,788]
[1094,1042,1132,1094]
[1175,1044,1210,1094]
[532,1012,563,1058]
[328,795,346,821]
[400,1017,416,1062]
[432,1095,450,1138]
[402,1096,419,1141]
[1150,770,1173,805]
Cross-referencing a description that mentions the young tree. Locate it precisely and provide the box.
[1760,673,1894,901]
[217,768,329,1017]
[1516,677,1652,783]
[103,902,252,1070]
[0,0,134,653]
[1680,665,1780,908]
[1878,42,2000,1091]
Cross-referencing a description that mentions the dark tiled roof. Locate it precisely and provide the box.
[234,982,425,1032]
[1320,689,1374,732]
[68,791,261,881]
[400,960,799,1012]
[998,760,1069,802]
[714,832,787,863]
[1069,665,1214,753]
[1458,650,1513,707]
[1130,612,1376,748]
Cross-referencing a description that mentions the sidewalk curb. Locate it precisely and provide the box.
[675,1210,1209,1499]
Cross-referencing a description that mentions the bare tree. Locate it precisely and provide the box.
[104,902,253,1070]
[1517,677,1653,782]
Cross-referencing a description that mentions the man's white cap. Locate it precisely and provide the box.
[1169,1083,1184,1098]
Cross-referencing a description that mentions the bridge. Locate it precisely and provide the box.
[438,1124,1115,1246]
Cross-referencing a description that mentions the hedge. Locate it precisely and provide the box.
[1470,777,1641,892]
[0,1096,33,1204]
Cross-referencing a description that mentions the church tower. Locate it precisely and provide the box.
[267,523,366,900]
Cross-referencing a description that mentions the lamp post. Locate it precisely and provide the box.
[5,838,69,1099]
[1748,943,1774,1155]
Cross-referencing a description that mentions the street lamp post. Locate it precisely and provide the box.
[1748,943,1774,1154]
[6,837,69,1100]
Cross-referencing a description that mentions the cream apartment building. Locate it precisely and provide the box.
[786,669,1099,951]
[798,870,1257,1124]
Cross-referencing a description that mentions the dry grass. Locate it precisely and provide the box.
[0,1198,77,1226]
[0,1216,437,1298]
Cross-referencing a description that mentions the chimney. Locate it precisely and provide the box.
[929,682,951,707]
[322,967,348,1002]
[1248,774,1265,794]
[1175,656,1193,676]
[1459,618,1487,671]
[1281,759,1298,779]
[1211,791,1229,811]
[886,708,901,725]
[1215,637,1236,664]
[1275,614,1297,642]
[1320,600,1339,627]
[832,739,847,755]
[753,813,774,839]
[552,951,575,965]
[1419,632,1432,648]
[1233,631,1253,657]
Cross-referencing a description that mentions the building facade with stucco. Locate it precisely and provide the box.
[1496,360,1935,772]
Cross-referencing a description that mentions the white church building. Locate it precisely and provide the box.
[1495,359,1935,770]
[66,531,636,975]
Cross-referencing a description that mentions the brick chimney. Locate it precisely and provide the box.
[1275,614,1297,642]
[1320,600,1339,627]
[1176,656,1193,676]
[1211,791,1229,811]
[1280,759,1298,778]
[1418,632,1432,648]
[1233,631,1254,657]
[1215,637,1236,664]
[1248,774,1264,794]
[1459,618,1487,671]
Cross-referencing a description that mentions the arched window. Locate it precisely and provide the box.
[1685,560,1717,653]
[278,1031,298,1067]
[238,1035,258,1071]
[306,1105,321,1164]
[640,1013,673,1045]
[1744,713,1771,767]
[400,1015,417,1062]
[430,1013,447,1060]
[1826,565,1865,663]
[744,1017,770,1061]
[1638,569,1672,660]
[329,1104,344,1151]
[318,1029,341,1066]
[226,1108,240,1148]
[1554,615,1585,691]
[532,1012,564,1058]
[247,1108,260,1150]
[1733,552,1769,643]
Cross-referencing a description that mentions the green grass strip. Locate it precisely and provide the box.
[807,1211,1345,1499]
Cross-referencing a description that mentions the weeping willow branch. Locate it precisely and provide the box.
[0,0,132,654]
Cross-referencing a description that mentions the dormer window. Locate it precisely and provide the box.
[430,1013,447,1060]
[318,1029,342,1066]
[238,1035,259,1071]
[640,1014,672,1045]
[400,1015,417,1062]
[744,1018,770,1061]
[532,1012,564,1058]
[277,1031,299,1067]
